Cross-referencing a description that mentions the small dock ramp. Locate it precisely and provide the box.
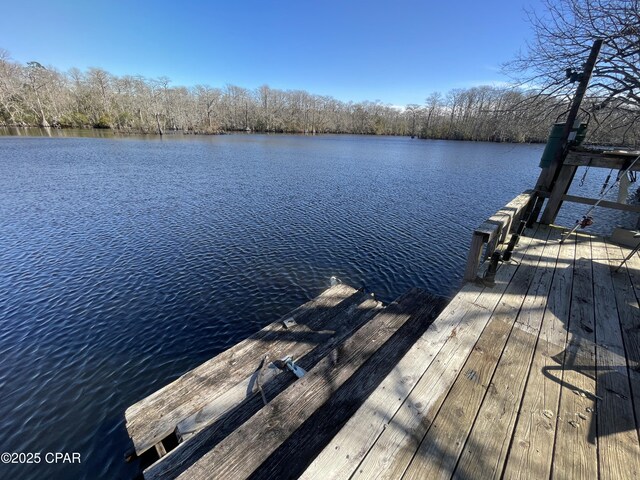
[124,283,446,478]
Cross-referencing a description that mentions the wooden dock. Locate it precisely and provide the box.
[302,224,639,480]
[124,282,449,479]
[123,142,640,479]
[123,218,640,479]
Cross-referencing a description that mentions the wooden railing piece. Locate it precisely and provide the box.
[463,190,534,281]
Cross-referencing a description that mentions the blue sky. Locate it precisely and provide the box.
[0,0,543,105]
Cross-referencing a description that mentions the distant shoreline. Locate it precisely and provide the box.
[0,125,548,145]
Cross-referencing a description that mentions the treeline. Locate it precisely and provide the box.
[0,50,637,145]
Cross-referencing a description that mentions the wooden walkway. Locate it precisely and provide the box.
[124,222,640,479]
[302,224,640,480]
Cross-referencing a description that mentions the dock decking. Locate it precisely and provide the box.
[301,224,640,480]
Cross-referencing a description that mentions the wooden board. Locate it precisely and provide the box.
[613,242,640,438]
[464,190,534,281]
[464,231,490,281]
[145,289,437,480]
[398,226,552,480]
[141,295,384,477]
[602,241,640,444]
[454,227,563,479]
[561,194,640,214]
[175,296,383,442]
[125,283,364,455]
[552,233,597,479]
[248,296,448,480]
[503,228,575,479]
[301,225,543,480]
[347,226,550,480]
[565,151,640,171]
[591,236,640,480]
[604,241,640,376]
[490,189,534,243]
[540,164,577,225]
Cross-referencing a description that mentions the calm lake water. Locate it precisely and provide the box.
[0,132,636,479]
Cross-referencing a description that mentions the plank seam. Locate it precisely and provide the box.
[448,225,553,479]
[604,239,640,447]
[499,229,567,480]
[397,225,549,479]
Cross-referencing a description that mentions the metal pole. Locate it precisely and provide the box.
[536,39,603,192]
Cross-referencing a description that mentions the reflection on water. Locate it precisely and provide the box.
[0,132,636,479]
[0,127,117,138]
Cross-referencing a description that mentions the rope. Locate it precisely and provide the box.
[255,355,269,406]
[560,153,640,244]
[579,159,591,187]
[600,169,613,195]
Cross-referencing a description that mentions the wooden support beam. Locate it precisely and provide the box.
[463,224,498,282]
[540,164,577,224]
[565,151,640,171]
[562,195,640,214]
[154,442,167,459]
[538,190,640,214]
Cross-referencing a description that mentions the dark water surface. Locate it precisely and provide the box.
[0,133,635,479]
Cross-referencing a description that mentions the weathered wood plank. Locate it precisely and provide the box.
[561,194,640,214]
[503,228,575,479]
[603,241,640,441]
[301,225,542,480]
[620,243,640,295]
[338,227,549,480]
[552,232,598,479]
[454,227,563,479]
[540,164,577,225]
[487,191,535,252]
[399,226,552,480]
[299,289,486,479]
[464,231,490,281]
[143,295,383,477]
[249,295,449,480]
[148,289,434,480]
[125,283,363,455]
[487,211,513,245]
[564,151,640,171]
[175,296,384,442]
[591,236,640,480]
[490,189,534,243]
[464,191,534,282]
[604,241,640,378]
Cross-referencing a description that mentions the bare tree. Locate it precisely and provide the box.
[507,0,639,119]
[1,44,637,143]
[0,49,23,124]
[24,61,53,126]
